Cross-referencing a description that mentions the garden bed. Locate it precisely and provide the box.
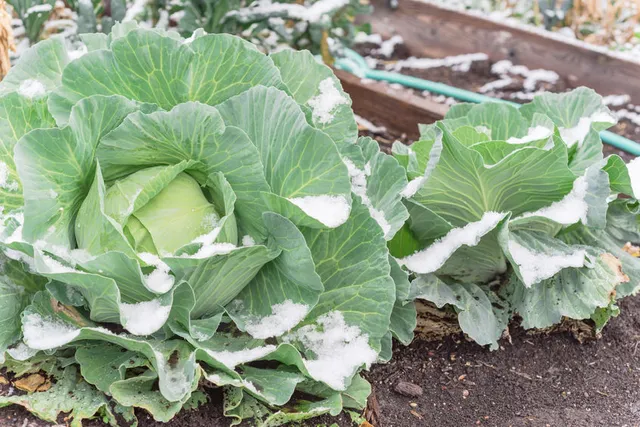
[2,3,640,426]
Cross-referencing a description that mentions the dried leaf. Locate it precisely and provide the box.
[14,374,51,393]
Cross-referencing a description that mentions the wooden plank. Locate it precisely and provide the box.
[335,69,447,139]
[367,0,640,102]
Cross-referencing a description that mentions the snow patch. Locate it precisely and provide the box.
[183,226,237,258]
[288,194,350,228]
[558,111,616,148]
[507,125,553,144]
[508,239,587,287]
[373,35,404,58]
[138,252,175,293]
[124,0,148,21]
[25,4,53,16]
[206,345,277,370]
[354,32,383,44]
[343,158,391,237]
[284,311,377,391]
[480,60,558,93]
[237,300,309,339]
[355,114,387,134]
[226,0,349,24]
[242,235,256,247]
[390,53,487,72]
[520,175,589,225]
[627,157,640,199]
[603,94,631,107]
[0,162,19,191]
[398,211,505,274]
[41,254,76,273]
[120,299,171,335]
[401,176,426,198]
[22,313,80,350]
[17,79,46,99]
[6,342,38,361]
[308,78,348,124]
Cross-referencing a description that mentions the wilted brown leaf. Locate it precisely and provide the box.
[14,374,51,393]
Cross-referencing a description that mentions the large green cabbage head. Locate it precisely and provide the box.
[391,88,640,349]
[0,23,412,425]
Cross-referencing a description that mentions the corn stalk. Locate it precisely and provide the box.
[570,0,640,45]
[0,0,14,80]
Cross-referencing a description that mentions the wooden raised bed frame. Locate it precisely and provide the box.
[337,0,640,138]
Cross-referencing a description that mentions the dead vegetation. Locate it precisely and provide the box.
[0,0,14,79]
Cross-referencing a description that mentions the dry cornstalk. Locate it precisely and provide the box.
[0,0,15,79]
[570,0,640,46]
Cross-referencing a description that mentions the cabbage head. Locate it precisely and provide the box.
[391,88,639,349]
[0,23,412,425]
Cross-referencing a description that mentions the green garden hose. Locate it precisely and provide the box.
[335,48,640,156]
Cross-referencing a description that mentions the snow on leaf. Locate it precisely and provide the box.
[239,300,309,339]
[138,252,175,293]
[22,313,80,350]
[0,162,19,192]
[205,345,277,370]
[627,157,640,199]
[287,195,350,228]
[519,175,588,225]
[400,176,426,198]
[506,125,553,144]
[119,299,171,336]
[308,78,348,124]
[344,158,391,236]
[17,79,47,100]
[508,239,587,287]
[558,111,616,147]
[284,311,377,391]
[397,212,505,274]
[242,235,256,247]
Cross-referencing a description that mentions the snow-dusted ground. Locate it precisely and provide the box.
[417,0,640,65]
[353,33,640,142]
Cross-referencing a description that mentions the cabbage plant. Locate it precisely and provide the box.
[391,88,640,349]
[0,23,413,425]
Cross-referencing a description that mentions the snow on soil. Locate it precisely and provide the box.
[416,0,640,65]
[390,53,488,72]
[480,60,559,94]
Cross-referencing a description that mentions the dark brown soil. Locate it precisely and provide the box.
[364,294,640,427]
